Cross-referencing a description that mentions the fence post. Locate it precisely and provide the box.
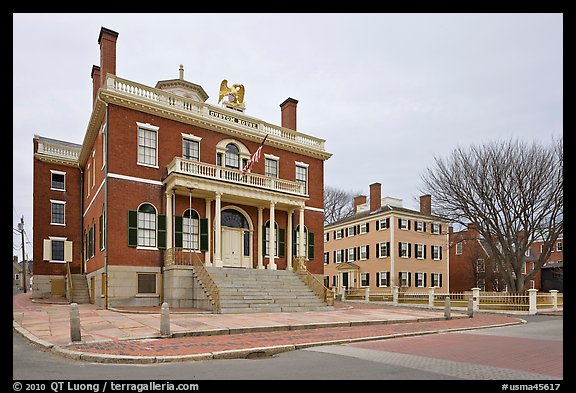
[428,287,435,307]
[341,286,346,302]
[160,302,171,337]
[70,303,81,342]
[364,287,370,301]
[528,288,538,315]
[392,286,399,305]
[472,287,480,311]
[550,290,558,311]
[444,296,451,320]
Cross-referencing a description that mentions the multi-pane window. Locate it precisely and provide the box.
[556,241,563,252]
[415,243,425,259]
[415,221,425,232]
[225,143,240,169]
[296,164,308,193]
[431,273,442,288]
[456,242,463,255]
[348,247,355,262]
[431,223,441,234]
[359,223,368,234]
[182,138,199,161]
[182,209,200,250]
[51,171,65,191]
[399,271,410,287]
[138,126,157,166]
[51,201,65,225]
[476,259,485,273]
[361,273,370,287]
[399,242,410,258]
[476,278,486,291]
[416,272,425,287]
[138,204,156,247]
[347,226,356,237]
[335,249,344,263]
[360,245,368,260]
[399,218,409,230]
[335,229,343,240]
[379,272,389,287]
[431,245,442,260]
[265,158,278,178]
[324,252,329,264]
[138,273,156,294]
[378,242,389,258]
[51,240,65,262]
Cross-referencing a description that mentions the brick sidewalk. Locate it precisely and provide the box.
[13,292,523,363]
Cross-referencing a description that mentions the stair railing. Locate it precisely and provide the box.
[66,261,74,294]
[190,252,221,313]
[293,256,334,306]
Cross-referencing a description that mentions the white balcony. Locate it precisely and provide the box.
[167,157,307,197]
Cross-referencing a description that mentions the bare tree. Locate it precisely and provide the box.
[421,138,563,292]
[324,186,355,225]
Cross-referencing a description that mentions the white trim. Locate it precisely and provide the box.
[136,246,160,251]
[264,153,280,160]
[50,200,66,226]
[50,170,66,191]
[295,161,309,168]
[50,199,67,204]
[48,236,68,241]
[305,206,324,213]
[50,169,66,175]
[83,178,106,217]
[107,172,163,186]
[136,121,160,131]
[181,133,202,142]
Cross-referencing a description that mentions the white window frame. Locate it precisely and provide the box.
[324,232,329,242]
[336,249,343,263]
[399,218,409,230]
[44,236,72,264]
[379,272,389,287]
[360,272,369,287]
[182,133,201,162]
[431,223,441,234]
[295,162,308,195]
[264,154,279,178]
[476,259,485,273]
[399,242,409,258]
[378,218,388,230]
[324,252,329,264]
[347,226,355,237]
[136,122,160,168]
[378,242,388,258]
[360,245,368,260]
[456,242,463,255]
[415,221,424,232]
[415,272,425,288]
[50,200,66,226]
[335,229,343,240]
[50,170,66,191]
[348,247,355,262]
[432,273,441,288]
[556,241,563,252]
[399,271,409,287]
[476,277,486,291]
[432,245,441,260]
[359,223,368,234]
[415,243,425,259]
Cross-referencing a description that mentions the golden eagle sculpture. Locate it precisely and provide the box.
[218,80,245,108]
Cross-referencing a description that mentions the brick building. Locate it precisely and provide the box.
[323,184,450,294]
[32,27,332,308]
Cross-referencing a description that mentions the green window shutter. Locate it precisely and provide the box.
[307,232,314,260]
[278,228,285,257]
[292,230,297,257]
[99,214,103,250]
[157,215,167,249]
[200,218,209,251]
[262,225,267,256]
[174,216,183,248]
[128,210,138,247]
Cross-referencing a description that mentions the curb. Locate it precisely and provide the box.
[13,317,525,365]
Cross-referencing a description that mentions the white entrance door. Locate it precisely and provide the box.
[222,229,242,268]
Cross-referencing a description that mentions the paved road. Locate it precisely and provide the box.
[13,315,562,381]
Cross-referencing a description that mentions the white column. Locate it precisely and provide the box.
[472,287,480,311]
[298,206,305,257]
[257,207,264,269]
[286,209,293,270]
[528,288,538,315]
[204,198,212,267]
[550,290,558,311]
[268,202,277,270]
[166,189,173,250]
[214,192,223,267]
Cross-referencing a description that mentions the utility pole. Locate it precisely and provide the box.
[18,216,27,293]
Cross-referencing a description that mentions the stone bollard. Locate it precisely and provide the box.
[70,303,81,342]
[392,286,399,305]
[364,287,370,301]
[160,302,171,337]
[444,296,451,320]
[472,287,480,311]
[528,288,538,315]
[467,299,474,318]
[341,286,346,302]
[428,287,435,307]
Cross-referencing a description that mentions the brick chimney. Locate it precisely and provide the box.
[98,27,119,90]
[91,65,101,105]
[353,195,367,213]
[467,222,480,239]
[420,194,432,215]
[280,98,298,130]
[369,182,382,212]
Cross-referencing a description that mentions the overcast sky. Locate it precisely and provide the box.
[13,13,563,260]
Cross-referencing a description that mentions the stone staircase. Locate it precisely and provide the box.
[205,267,334,313]
[69,274,90,304]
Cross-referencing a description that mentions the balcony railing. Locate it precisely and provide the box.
[104,75,327,152]
[167,157,307,196]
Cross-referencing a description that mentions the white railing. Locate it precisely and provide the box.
[168,157,307,196]
[37,141,80,161]
[105,75,327,151]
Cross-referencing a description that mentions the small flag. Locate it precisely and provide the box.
[242,134,268,175]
